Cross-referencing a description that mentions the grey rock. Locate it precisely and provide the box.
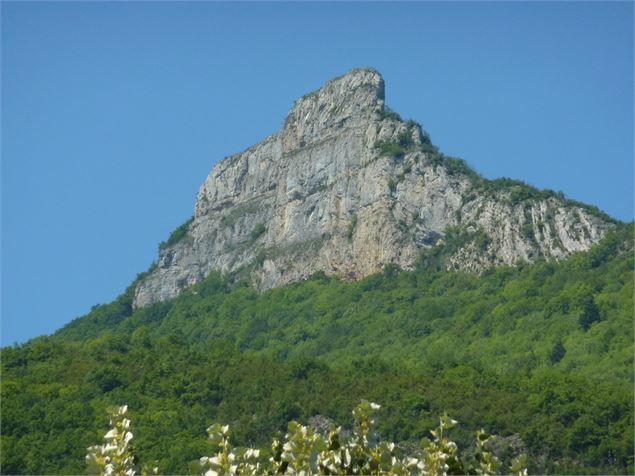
[133,68,614,308]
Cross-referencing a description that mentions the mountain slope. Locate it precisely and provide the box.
[3,224,632,475]
[133,68,614,308]
[57,224,633,384]
[2,69,631,476]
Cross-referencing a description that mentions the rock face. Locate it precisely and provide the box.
[133,68,614,308]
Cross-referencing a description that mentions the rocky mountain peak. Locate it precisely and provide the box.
[133,69,614,309]
[281,68,385,153]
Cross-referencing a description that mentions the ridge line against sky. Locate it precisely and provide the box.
[2,1,633,344]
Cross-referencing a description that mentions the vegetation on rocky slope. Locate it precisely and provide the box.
[1,225,632,474]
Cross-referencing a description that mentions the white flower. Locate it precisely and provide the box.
[244,448,260,459]
[344,448,351,466]
[370,402,381,410]
[104,443,118,452]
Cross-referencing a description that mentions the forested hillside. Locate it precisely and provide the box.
[1,224,633,475]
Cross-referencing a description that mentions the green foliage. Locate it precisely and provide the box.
[521,222,535,243]
[468,178,617,222]
[347,214,358,241]
[374,140,410,159]
[480,178,559,203]
[419,142,439,156]
[395,129,415,149]
[416,226,491,272]
[374,119,419,159]
[195,423,261,475]
[301,90,319,101]
[250,223,267,242]
[2,225,633,474]
[91,401,527,476]
[86,405,158,476]
[55,267,156,341]
[159,217,194,252]
[549,341,566,364]
[378,106,402,122]
[370,113,619,225]
[426,153,480,181]
[575,290,601,331]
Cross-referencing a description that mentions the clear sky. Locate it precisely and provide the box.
[2,2,633,345]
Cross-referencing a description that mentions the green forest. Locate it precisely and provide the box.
[1,224,633,475]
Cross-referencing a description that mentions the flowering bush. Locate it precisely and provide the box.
[86,405,157,476]
[195,423,261,476]
[88,402,527,476]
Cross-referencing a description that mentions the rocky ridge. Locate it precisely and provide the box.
[133,68,614,308]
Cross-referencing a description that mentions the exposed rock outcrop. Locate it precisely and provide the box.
[133,68,614,308]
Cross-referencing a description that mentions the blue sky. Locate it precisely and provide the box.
[2,2,633,344]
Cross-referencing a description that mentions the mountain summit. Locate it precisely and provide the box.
[133,68,613,308]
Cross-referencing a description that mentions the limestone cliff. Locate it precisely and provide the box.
[133,68,614,308]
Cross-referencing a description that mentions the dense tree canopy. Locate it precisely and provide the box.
[1,224,632,475]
